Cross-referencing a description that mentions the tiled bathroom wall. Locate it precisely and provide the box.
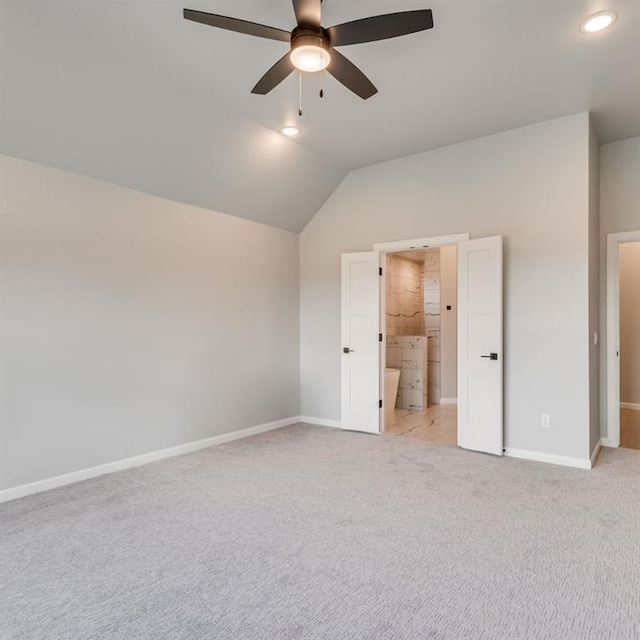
[386,255,424,336]
[422,249,441,404]
[387,336,427,410]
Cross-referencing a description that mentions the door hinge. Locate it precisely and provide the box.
[379,267,383,276]
[379,399,383,409]
[379,333,383,342]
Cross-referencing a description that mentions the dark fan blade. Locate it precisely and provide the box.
[327,10,433,47]
[327,48,377,100]
[252,54,295,95]
[292,0,321,28]
[184,9,290,42]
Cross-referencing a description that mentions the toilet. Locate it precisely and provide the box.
[384,368,401,415]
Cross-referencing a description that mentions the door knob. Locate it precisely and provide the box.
[481,353,498,361]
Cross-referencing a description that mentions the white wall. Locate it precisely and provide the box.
[0,155,300,490]
[598,137,640,437]
[300,113,593,460]
[588,122,600,454]
[619,242,640,405]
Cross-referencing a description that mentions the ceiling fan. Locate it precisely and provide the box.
[184,1,434,100]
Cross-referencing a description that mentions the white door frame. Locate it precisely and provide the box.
[374,234,470,432]
[373,233,470,253]
[605,230,640,447]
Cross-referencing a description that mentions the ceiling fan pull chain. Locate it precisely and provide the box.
[298,71,303,117]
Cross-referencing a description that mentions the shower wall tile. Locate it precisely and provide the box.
[423,251,440,271]
[388,336,428,410]
[425,289,440,304]
[394,336,426,349]
[424,275,439,290]
[398,389,423,410]
[386,347,402,369]
[402,349,425,370]
[399,368,423,390]
[425,314,441,329]
[422,249,441,404]
[385,254,424,336]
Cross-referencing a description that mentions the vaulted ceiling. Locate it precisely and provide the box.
[2,1,638,232]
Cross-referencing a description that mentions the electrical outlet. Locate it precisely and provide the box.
[541,414,551,428]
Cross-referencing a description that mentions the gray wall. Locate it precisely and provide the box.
[300,113,592,460]
[598,137,640,438]
[0,155,300,490]
[619,242,640,405]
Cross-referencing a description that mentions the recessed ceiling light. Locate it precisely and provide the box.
[580,10,617,33]
[282,126,300,137]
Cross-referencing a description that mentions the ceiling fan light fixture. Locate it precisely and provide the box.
[183,4,435,98]
[290,35,331,72]
[580,10,617,33]
[282,125,300,136]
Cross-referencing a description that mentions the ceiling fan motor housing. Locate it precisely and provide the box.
[290,26,331,51]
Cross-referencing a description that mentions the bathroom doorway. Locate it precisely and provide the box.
[383,247,458,445]
[342,232,503,455]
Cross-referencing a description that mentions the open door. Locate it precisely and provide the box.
[341,252,382,434]
[457,236,503,455]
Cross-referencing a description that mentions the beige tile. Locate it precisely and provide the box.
[385,404,458,445]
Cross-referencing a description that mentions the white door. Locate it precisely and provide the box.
[457,236,503,455]
[341,252,382,434]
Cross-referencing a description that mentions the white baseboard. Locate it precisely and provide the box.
[504,447,592,470]
[0,416,299,503]
[621,402,640,410]
[299,416,343,429]
[600,436,618,448]
[439,398,458,405]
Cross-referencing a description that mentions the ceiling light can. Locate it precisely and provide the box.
[282,126,300,137]
[580,10,617,33]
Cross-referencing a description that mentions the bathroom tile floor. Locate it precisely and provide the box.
[384,404,457,445]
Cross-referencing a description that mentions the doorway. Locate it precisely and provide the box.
[341,233,504,456]
[606,231,640,449]
[382,247,458,445]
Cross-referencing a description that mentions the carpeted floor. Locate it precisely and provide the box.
[1,424,638,640]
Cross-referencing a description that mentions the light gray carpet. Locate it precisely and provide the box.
[1,425,639,640]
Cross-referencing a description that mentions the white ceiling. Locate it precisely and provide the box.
[2,1,638,232]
